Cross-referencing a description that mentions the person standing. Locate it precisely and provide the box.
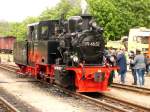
[144,53,150,76]
[117,49,127,84]
[129,51,137,85]
[133,49,146,87]
[106,47,117,86]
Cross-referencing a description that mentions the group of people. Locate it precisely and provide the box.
[106,47,147,87]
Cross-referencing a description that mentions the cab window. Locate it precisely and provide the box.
[41,26,49,40]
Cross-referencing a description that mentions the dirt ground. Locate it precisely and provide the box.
[0,69,106,112]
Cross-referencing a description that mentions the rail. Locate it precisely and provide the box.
[0,97,20,112]
[112,83,150,95]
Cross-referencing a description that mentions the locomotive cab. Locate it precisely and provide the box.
[27,20,60,41]
[27,20,60,66]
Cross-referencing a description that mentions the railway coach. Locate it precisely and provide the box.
[0,36,16,53]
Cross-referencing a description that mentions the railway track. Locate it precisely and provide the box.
[112,83,150,95]
[0,64,41,112]
[0,97,19,112]
[0,64,150,112]
[0,64,18,72]
[55,85,150,112]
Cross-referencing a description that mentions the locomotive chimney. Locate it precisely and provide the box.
[81,14,92,30]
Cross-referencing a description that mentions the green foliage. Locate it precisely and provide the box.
[87,0,150,40]
[0,17,39,41]
[39,0,81,20]
[0,21,10,36]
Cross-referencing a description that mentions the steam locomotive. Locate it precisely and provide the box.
[14,15,118,92]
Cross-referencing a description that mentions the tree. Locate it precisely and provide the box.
[87,0,150,40]
[1,16,39,41]
[0,21,10,36]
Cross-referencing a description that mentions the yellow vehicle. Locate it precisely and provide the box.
[128,28,150,53]
[106,27,150,54]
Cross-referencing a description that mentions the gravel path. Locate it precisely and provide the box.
[0,69,107,112]
[0,87,40,112]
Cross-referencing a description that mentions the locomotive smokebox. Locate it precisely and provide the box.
[68,16,82,33]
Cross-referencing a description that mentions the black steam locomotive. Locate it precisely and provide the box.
[14,15,117,92]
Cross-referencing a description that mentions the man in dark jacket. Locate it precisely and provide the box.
[129,51,137,85]
[117,49,127,84]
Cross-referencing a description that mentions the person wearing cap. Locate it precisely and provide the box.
[133,49,146,87]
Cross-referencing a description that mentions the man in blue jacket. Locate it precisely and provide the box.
[117,49,127,84]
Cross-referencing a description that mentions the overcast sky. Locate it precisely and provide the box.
[0,0,60,22]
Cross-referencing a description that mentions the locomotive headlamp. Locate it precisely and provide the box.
[73,56,79,62]
[92,22,97,27]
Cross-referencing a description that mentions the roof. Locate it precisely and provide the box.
[0,36,16,39]
[135,31,150,37]
[27,22,39,27]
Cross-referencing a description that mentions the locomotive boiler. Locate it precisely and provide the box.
[14,15,118,92]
